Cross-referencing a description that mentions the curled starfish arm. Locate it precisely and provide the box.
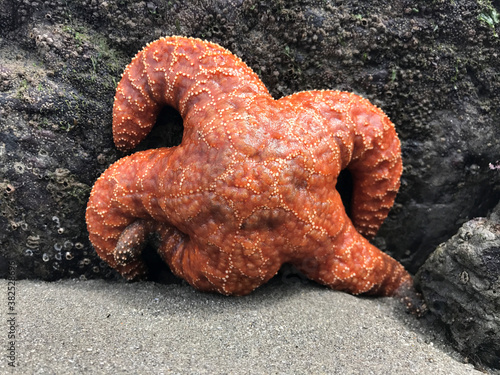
[346,96,403,238]
[112,36,270,152]
[281,90,402,238]
[85,149,175,278]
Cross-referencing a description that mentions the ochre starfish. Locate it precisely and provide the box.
[86,36,423,313]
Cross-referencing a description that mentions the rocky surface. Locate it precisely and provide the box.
[1,0,500,280]
[416,202,500,369]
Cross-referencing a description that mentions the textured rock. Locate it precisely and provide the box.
[1,0,500,280]
[416,203,500,369]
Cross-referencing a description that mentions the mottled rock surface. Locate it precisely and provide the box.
[416,203,500,369]
[1,0,500,280]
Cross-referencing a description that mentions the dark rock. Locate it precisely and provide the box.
[416,203,500,369]
[1,0,500,280]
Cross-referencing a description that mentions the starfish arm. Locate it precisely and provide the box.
[112,36,270,151]
[294,221,425,315]
[293,221,411,295]
[346,95,402,238]
[281,90,402,238]
[86,148,175,277]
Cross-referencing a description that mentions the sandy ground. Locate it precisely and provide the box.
[0,278,485,374]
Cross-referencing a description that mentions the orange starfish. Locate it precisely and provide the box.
[86,36,423,313]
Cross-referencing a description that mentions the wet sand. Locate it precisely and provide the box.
[0,278,483,374]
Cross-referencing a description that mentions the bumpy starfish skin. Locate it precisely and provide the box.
[87,36,420,309]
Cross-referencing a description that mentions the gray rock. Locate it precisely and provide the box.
[416,203,500,369]
[1,0,500,280]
